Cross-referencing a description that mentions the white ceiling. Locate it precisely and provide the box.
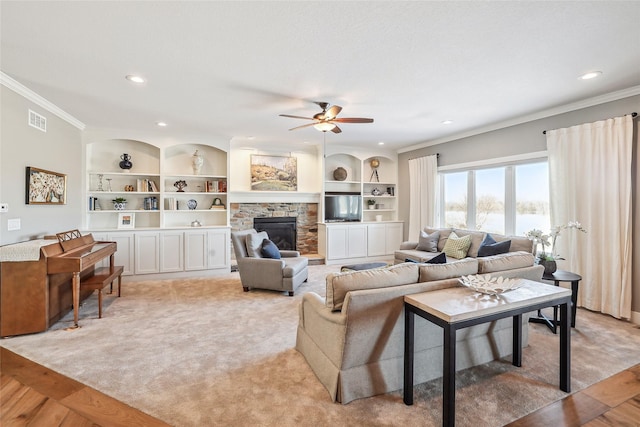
[1,1,639,151]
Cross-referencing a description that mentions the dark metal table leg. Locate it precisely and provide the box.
[443,325,456,427]
[512,314,522,367]
[571,280,579,327]
[560,301,571,392]
[403,305,414,405]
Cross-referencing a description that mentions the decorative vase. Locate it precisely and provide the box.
[192,150,204,175]
[539,259,557,275]
[333,167,347,181]
[113,202,127,210]
[119,153,133,171]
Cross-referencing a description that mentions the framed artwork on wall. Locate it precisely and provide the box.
[250,154,297,191]
[117,212,135,229]
[25,166,67,205]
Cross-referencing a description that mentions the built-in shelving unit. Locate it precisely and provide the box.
[85,139,231,278]
[162,144,228,228]
[323,153,398,222]
[86,140,229,230]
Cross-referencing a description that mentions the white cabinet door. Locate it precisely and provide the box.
[326,224,368,260]
[385,223,404,255]
[92,232,134,275]
[367,224,387,256]
[347,225,368,258]
[207,229,229,269]
[108,232,135,275]
[184,231,208,271]
[135,232,160,274]
[326,226,348,260]
[160,231,184,272]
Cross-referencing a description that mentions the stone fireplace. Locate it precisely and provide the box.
[253,216,297,250]
[230,202,318,255]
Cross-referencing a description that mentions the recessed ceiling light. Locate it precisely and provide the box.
[442,120,453,125]
[580,71,602,80]
[156,121,167,127]
[126,74,145,83]
[247,136,255,140]
[378,142,385,145]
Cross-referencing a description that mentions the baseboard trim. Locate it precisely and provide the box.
[631,310,640,326]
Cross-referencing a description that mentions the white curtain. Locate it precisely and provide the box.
[408,154,438,241]
[547,115,633,319]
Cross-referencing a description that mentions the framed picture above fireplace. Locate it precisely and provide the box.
[250,155,297,191]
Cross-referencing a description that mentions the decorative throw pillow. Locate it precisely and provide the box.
[441,231,472,259]
[260,239,281,259]
[245,231,269,257]
[426,252,447,264]
[478,234,511,257]
[416,230,440,252]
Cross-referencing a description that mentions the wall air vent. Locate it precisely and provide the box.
[28,109,47,132]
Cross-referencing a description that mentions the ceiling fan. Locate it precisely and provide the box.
[280,102,374,134]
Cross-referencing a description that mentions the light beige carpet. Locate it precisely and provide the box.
[2,264,640,426]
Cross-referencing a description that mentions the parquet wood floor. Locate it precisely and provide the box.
[2,346,639,426]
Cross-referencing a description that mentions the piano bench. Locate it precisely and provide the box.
[81,265,124,319]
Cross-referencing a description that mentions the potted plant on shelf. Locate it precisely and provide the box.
[525,221,587,274]
[112,197,127,211]
[367,199,376,210]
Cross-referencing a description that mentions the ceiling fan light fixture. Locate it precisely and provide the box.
[314,122,337,132]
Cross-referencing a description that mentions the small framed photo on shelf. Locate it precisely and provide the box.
[117,212,135,229]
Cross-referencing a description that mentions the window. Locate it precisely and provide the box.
[515,162,550,235]
[443,172,467,229]
[475,168,505,234]
[439,160,549,236]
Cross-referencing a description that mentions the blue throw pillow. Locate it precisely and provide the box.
[426,252,447,264]
[478,234,511,257]
[260,239,281,259]
[405,252,447,264]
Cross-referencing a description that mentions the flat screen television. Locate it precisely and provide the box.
[324,192,362,222]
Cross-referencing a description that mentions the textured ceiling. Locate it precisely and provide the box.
[1,1,639,151]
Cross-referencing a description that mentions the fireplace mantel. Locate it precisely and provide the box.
[229,191,321,204]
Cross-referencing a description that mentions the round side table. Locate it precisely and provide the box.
[543,270,582,329]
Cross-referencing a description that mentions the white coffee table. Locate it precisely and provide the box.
[403,279,572,427]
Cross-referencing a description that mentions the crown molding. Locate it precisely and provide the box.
[398,85,640,153]
[0,71,85,130]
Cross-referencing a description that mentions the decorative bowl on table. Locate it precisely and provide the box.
[458,275,522,296]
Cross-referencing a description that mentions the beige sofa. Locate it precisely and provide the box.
[394,227,534,265]
[296,254,544,404]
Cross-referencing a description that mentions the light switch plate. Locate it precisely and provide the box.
[0,203,7,212]
[7,218,20,231]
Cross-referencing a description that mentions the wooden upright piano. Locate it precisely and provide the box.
[0,230,118,337]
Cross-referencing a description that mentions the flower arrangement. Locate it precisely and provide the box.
[525,221,587,261]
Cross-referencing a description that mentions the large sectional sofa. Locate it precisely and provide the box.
[296,227,544,404]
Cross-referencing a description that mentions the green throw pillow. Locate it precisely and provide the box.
[442,231,472,259]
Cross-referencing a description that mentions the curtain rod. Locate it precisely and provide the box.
[408,153,439,161]
[543,112,637,135]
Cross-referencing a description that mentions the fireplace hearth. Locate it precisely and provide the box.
[254,217,297,251]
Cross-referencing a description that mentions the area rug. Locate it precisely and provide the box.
[2,264,640,426]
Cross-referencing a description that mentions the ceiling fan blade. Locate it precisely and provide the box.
[332,117,374,123]
[331,125,342,134]
[324,105,342,120]
[288,122,318,131]
[279,114,314,120]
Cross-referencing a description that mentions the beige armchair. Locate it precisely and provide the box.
[231,228,309,296]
